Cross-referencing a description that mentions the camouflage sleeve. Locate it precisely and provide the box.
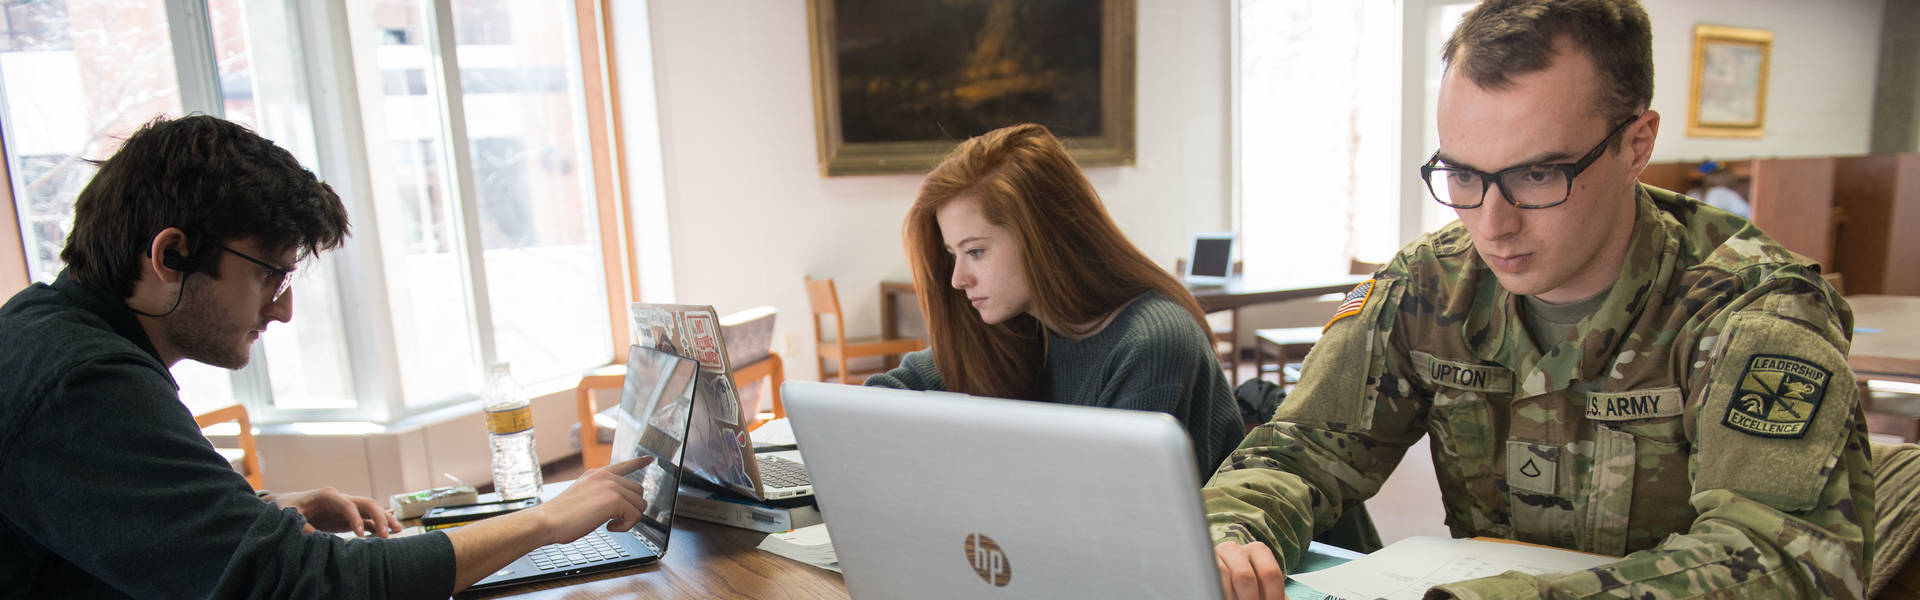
[1200,276,1430,570]
[1433,278,1873,600]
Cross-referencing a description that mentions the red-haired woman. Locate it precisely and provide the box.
[867,123,1242,476]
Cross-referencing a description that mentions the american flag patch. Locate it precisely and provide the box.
[1323,279,1375,332]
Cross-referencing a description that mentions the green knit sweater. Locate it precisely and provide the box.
[866,291,1243,476]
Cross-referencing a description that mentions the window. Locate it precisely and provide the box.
[0,0,626,423]
[4,0,181,285]
[360,0,611,408]
[1235,0,1399,283]
[447,1,609,387]
[1416,2,1478,234]
[207,0,359,413]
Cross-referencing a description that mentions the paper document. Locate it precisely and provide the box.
[1284,542,1365,600]
[751,418,798,448]
[757,523,840,573]
[1291,536,1614,599]
[334,525,427,540]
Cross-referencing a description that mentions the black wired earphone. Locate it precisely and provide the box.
[130,250,201,318]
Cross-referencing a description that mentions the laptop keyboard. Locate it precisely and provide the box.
[529,530,630,571]
[759,455,812,489]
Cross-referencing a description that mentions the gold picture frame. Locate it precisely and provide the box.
[1687,24,1772,138]
[806,0,1136,177]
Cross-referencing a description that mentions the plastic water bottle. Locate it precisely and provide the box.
[484,362,542,500]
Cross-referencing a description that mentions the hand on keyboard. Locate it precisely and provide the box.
[527,455,655,546]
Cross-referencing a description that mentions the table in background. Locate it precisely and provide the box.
[880,275,1368,336]
[1186,275,1368,313]
[461,517,847,599]
[1850,294,1920,384]
[878,280,924,369]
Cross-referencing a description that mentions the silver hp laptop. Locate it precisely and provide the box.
[782,381,1224,599]
[468,346,699,591]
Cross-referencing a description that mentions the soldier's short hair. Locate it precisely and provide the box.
[1441,0,1653,139]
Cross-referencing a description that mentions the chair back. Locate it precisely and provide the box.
[803,277,848,345]
[194,404,263,490]
[721,306,783,427]
[735,352,786,429]
[574,372,625,471]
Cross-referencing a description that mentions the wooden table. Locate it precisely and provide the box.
[1186,275,1369,313]
[880,275,1368,332]
[460,518,847,599]
[879,280,921,343]
[879,275,1366,377]
[1850,294,1920,384]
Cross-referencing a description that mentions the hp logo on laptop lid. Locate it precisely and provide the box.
[965,533,1012,586]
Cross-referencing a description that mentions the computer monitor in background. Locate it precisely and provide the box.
[1184,232,1235,285]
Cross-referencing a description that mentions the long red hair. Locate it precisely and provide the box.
[904,124,1214,400]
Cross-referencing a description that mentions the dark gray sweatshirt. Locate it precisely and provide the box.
[867,291,1243,476]
[0,272,455,599]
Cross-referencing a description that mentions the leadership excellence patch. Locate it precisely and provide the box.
[1322,279,1375,332]
[1722,354,1830,439]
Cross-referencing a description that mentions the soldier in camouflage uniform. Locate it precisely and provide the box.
[1206,1,1873,599]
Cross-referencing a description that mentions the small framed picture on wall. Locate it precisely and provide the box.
[1687,24,1772,138]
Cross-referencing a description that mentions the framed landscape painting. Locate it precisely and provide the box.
[1687,24,1771,138]
[807,0,1136,176]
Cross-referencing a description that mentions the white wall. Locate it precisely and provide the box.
[1643,0,1885,162]
[1398,0,1886,246]
[617,0,1883,372]
[625,0,1231,381]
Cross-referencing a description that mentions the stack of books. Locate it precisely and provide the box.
[676,484,823,533]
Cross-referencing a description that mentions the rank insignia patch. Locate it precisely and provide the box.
[1722,354,1830,439]
[1322,279,1375,332]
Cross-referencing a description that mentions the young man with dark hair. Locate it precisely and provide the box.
[0,115,654,597]
[1207,1,1870,598]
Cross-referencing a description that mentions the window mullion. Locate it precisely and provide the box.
[166,0,283,413]
[165,0,223,118]
[286,0,406,423]
[425,0,500,377]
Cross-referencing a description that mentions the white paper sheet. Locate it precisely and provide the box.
[1290,536,1614,599]
[750,418,798,448]
[757,523,840,573]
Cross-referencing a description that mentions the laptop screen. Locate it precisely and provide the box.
[1190,235,1233,278]
[610,345,700,553]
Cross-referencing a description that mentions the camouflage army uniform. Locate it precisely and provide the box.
[1204,184,1875,599]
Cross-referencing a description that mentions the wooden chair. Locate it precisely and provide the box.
[1176,258,1245,377]
[574,371,625,471]
[734,351,785,430]
[1249,260,1383,387]
[1253,326,1323,387]
[804,277,926,384]
[1870,441,1920,598]
[1350,259,1383,276]
[718,306,784,428]
[194,404,263,490]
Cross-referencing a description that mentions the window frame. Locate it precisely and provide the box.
[0,0,639,424]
